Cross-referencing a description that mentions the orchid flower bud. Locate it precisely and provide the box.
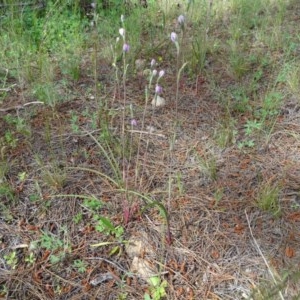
[150,59,156,68]
[123,43,130,52]
[155,84,163,94]
[178,15,185,25]
[158,70,165,78]
[130,119,137,126]
[152,69,157,77]
[119,28,125,38]
[171,32,178,43]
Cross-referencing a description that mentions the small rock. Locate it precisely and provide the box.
[126,233,155,258]
[130,256,157,280]
[151,95,166,107]
[90,273,114,286]
[126,238,144,258]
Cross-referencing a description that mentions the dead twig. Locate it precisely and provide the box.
[0,84,17,92]
[245,210,285,300]
[0,101,44,113]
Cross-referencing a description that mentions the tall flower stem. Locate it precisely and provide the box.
[119,18,130,186]
[175,50,180,119]
[176,62,188,118]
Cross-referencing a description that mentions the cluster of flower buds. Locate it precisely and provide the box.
[170,15,185,54]
[149,59,165,95]
[119,16,130,53]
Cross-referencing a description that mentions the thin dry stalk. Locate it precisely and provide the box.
[245,210,285,300]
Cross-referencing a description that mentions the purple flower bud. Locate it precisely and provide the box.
[152,69,157,76]
[178,15,185,25]
[171,32,178,43]
[158,70,165,78]
[123,43,130,52]
[119,28,125,37]
[155,84,163,94]
[130,119,137,126]
[150,59,156,67]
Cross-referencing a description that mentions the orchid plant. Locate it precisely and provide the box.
[170,15,188,118]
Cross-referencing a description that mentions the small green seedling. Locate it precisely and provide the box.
[73,259,87,273]
[18,172,27,182]
[83,197,103,211]
[4,251,18,269]
[95,216,124,238]
[144,276,168,300]
[73,212,83,224]
[244,120,262,136]
[238,139,255,149]
[25,252,35,265]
